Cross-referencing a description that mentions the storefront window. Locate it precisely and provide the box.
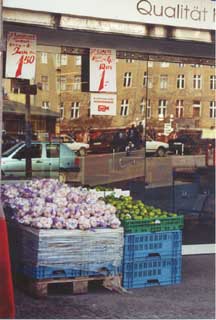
[1,46,215,247]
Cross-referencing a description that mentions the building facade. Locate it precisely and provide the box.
[3,46,216,134]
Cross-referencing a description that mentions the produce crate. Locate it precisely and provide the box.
[121,215,184,233]
[124,230,182,261]
[14,262,122,280]
[122,255,182,289]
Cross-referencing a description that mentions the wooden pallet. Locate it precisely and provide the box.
[15,274,121,298]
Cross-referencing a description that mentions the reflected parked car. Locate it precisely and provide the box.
[1,142,80,178]
[51,134,89,156]
[145,136,169,157]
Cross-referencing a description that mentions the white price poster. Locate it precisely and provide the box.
[5,32,37,80]
[90,93,117,116]
[90,48,116,92]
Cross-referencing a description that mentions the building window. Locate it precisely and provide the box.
[140,98,151,118]
[56,54,68,67]
[160,75,168,89]
[73,75,81,91]
[143,72,153,88]
[191,64,201,68]
[56,76,67,91]
[158,99,167,119]
[146,99,151,119]
[140,98,145,114]
[210,75,216,90]
[123,72,132,87]
[193,75,202,89]
[160,62,170,68]
[210,101,216,118]
[42,101,50,109]
[60,103,64,119]
[120,99,129,116]
[41,52,47,64]
[126,59,134,63]
[41,76,49,91]
[148,61,153,68]
[75,56,82,66]
[71,102,80,119]
[192,101,201,117]
[176,100,184,118]
[177,75,185,89]
[179,63,185,68]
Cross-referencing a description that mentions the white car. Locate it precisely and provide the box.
[52,134,89,156]
[145,136,169,156]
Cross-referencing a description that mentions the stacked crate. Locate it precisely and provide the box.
[8,220,123,280]
[122,216,183,289]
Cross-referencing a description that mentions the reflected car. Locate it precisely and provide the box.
[51,134,89,156]
[145,136,169,157]
[1,142,80,178]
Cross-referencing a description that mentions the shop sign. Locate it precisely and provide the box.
[3,0,215,30]
[5,32,36,80]
[90,48,116,93]
[90,93,117,116]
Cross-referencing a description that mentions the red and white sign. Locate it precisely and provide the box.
[90,48,116,92]
[5,32,37,80]
[90,93,117,116]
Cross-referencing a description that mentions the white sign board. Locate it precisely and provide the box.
[5,32,36,80]
[3,0,215,30]
[164,123,172,135]
[90,93,117,116]
[90,48,116,92]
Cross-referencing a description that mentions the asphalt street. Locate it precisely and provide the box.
[14,254,215,319]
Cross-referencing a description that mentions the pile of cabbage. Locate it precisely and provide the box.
[1,179,121,230]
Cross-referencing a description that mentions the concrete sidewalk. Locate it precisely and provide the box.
[14,254,215,319]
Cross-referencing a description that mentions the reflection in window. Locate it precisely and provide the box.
[41,76,49,91]
[123,72,132,87]
[148,61,153,68]
[210,75,216,90]
[73,75,81,91]
[176,100,184,118]
[60,103,64,119]
[210,101,216,118]
[42,101,50,109]
[56,54,68,67]
[160,75,168,89]
[193,101,201,117]
[179,63,185,68]
[71,102,80,119]
[160,62,169,68]
[126,59,134,63]
[56,76,67,91]
[143,72,153,88]
[46,144,60,158]
[177,74,185,89]
[75,56,82,66]
[147,100,151,119]
[14,144,42,159]
[158,99,167,119]
[41,52,48,64]
[193,75,202,89]
[120,99,129,116]
[140,97,145,114]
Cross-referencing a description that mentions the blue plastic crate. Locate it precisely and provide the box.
[124,230,182,261]
[122,255,182,289]
[14,262,122,280]
[17,264,81,279]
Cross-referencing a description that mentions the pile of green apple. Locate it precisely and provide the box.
[104,195,177,221]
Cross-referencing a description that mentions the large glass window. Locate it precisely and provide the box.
[177,74,185,89]
[210,101,216,118]
[71,102,80,119]
[210,75,216,90]
[120,99,129,116]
